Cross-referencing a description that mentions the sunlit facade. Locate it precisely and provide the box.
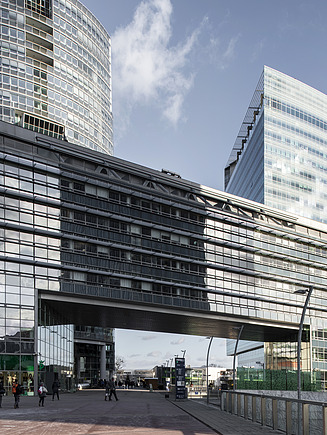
[0,0,113,154]
[225,66,327,390]
[225,65,327,223]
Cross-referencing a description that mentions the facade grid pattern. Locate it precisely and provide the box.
[0,0,113,154]
[1,123,327,389]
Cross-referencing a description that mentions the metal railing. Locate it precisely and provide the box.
[221,390,327,435]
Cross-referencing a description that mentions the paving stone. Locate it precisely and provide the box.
[0,390,284,435]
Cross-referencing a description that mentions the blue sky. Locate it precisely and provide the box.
[81,0,327,370]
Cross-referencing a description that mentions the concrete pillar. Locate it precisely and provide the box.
[100,345,106,380]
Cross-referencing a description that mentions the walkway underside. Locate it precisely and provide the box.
[40,291,298,342]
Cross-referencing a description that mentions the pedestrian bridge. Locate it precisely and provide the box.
[41,286,298,343]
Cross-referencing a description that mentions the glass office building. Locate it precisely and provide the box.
[225,66,327,389]
[1,121,327,392]
[225,65,327,223]
[0,0,114,393]
[0,0,113,154]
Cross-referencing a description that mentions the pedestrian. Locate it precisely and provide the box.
[104,381,110,401]
[108,377,118,401]
[0,381,5,408]
[52,379,60,401]
[38,382,47,407]
[12,380,22,409]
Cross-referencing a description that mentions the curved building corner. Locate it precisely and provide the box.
[0,0,113,154]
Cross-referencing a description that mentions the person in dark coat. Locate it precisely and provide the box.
[12,380,22,409]
[108,377,118,401]
[52,380,60,401]
[105,382,110,401]
[0,381,5,408]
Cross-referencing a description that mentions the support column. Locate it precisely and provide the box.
[100,344,107,380]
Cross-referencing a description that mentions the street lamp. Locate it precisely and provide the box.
[294,286,313,400]
[206,337,213,405]
[294,286,313,433]
[233,325,244,391]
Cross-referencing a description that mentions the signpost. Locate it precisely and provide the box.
[175,357,186,399]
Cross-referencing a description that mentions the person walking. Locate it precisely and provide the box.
[12,380,22,409]
[108,377,118,401]
[0,381,5,408]
[38,382,47,407]
[104,381,110,401]
[52,379,60,401]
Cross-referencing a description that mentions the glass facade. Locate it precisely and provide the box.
[74,326,115,385]
[225,66,327,390]
[225,65,327,223]
[0,0,113,154]
[38,301,74,392]
[1,122,327,391]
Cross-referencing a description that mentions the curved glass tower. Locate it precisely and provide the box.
[0,0,113,154]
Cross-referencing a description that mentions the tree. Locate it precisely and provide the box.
[115,356,125,372]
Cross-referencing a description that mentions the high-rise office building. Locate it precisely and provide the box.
[0,0,113,154]
[225,65,327,223]
[0,0,114,390]
[225,66,327,387]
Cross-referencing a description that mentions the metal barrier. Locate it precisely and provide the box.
[221,391,327,435]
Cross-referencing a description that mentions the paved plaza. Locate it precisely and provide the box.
[0,389,283,434]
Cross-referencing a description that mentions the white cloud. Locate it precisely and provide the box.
[112,0,199,126]
[170,337,185,345]
[147,350,162,358]
[251,38,266,62]
[207,34,240,70]
[142,334,157,341]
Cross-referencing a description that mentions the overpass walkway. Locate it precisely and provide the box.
[0,388,283,434]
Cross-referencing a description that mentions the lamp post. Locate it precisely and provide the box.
[233,325,244,391]
[206,337,213,405]
[294,286,313,434]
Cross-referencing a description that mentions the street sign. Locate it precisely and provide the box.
[175,357,186,399]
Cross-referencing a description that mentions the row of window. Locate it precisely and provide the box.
[268,96,327,132]
[2,175,327,266]
[53,19,110,81]
[267,116,327,149]
[54,0,109,52]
